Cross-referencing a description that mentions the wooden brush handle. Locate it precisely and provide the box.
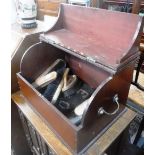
[74,99,89,116]
[33,71,57,88]
[51,68,69,104]
[62,75,77,92]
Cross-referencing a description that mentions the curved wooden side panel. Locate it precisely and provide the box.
[81,65,134,127]
[11,33,41,93]
[44,4,63,33]
[75,65,134,152]
[20,42,65,82]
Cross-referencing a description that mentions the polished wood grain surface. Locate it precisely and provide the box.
[12,91,136,155]
[42,4,143,69]
[17,5,142,152]
[18,41,135,152]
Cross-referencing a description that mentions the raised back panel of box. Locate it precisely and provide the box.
[44,4,142,68]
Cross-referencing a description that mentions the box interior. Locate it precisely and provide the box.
[20,42,112,128]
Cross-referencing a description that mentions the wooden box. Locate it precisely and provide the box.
[17,4,143,154]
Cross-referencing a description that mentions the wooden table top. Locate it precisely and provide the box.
[12,91,136,155]
[11,21,45,58]
[12,21,45,36]
[11,19,57,58]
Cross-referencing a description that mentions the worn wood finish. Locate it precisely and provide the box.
[17,71,125,153]
[17,62,135,153]
[17,39,136,152]
[12,91,136,155]
[41,4,143,70]
[16,4,143,153]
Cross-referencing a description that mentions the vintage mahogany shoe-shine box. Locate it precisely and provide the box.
[17,4,143,154]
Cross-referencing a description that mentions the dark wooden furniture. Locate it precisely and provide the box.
[16,4,143,154]
[11,21,46,155]
[36,0,67,20]
[101,0,144,13]
[12,91,136,155]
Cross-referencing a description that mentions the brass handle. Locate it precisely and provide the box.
[98,94,120,116]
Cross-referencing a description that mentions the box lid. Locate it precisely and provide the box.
[40,4,143,73]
